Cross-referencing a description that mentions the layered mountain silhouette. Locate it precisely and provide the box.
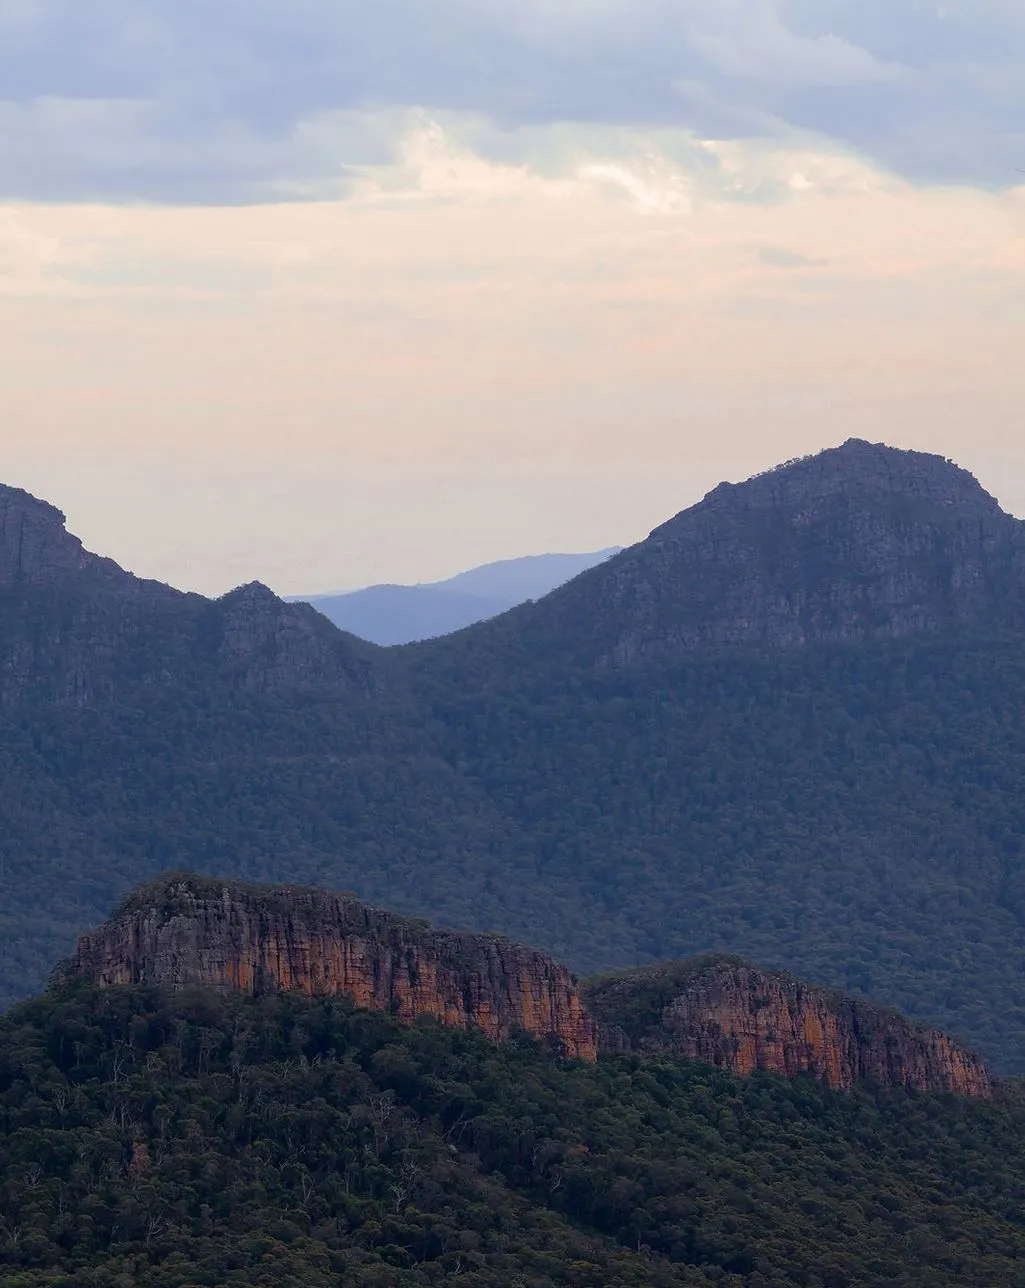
[291,548,621,645]
[6,439,1025,1074]
[427,440,1025,668]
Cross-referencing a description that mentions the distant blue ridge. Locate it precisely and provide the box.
[288,549,621,645]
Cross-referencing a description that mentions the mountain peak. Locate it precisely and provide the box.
[503,441,1022,660]
[218,580,280,606]
[298,549,622,645]
[691,440,1001,526]
[0,482,104,587]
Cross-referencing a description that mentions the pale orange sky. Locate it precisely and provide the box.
[3,116,1025,594]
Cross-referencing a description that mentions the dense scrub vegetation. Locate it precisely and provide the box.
[6,626,1025,1069]
[2,985,1025,1287]
[416,627,1025,1068]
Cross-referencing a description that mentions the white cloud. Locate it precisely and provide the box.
[0,1,1021,203]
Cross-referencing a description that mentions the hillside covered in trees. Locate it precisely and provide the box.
[3,982,1025,1288]
[6,441,1025,1073]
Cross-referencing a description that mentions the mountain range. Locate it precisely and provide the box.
[289,549,621,645]
[5,438,1025,1075]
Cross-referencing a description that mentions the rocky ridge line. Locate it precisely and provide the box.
[585,957,991,1097]
[61,874,598,1061]
[0,485,383,704]
[62,877,991,1095]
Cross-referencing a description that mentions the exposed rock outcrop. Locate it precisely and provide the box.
[585,957,991,1097]
[61,874,598,1061]
[62,877,991,1095]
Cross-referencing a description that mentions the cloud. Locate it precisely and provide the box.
[682,0,905,88]
[1,111,1022,594]
[0,1,1022,203]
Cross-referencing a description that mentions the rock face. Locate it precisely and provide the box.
[62,874,598,1061]
[585,957,991,1097]
[62,877,991,1095]
[0,485,125,588]
[500,439,1025,664]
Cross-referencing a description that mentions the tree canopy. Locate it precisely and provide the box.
[3,984,1025,1287]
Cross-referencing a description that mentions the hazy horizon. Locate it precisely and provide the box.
[6,436,1025,600]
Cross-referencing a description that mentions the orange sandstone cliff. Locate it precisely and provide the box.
[62,879,990,1097]
[61,874,597,1061]
[584,956,991,1098]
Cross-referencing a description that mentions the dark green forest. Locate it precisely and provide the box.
[5,626,1025,1069]
[3,984,1025,1288]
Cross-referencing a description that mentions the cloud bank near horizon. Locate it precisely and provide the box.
[1,0,1023,203]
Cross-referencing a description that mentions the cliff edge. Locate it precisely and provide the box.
[60,874,598,1061]
[0,483,135,588]
[60,877,993,1096]
[585,956,991,1097]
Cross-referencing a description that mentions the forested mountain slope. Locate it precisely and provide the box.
[3,981,1025,1287]
[6,442,1025,1072]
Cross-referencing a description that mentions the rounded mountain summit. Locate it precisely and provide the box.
[426,438,1023,668]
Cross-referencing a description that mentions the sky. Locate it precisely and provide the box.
[1,1,1024,595]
